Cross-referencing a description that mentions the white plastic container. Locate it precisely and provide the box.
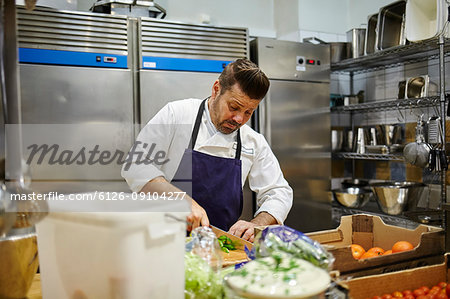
[406,0,449,41]
[36,196,189,299]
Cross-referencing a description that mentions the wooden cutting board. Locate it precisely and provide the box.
[211,226,252,267]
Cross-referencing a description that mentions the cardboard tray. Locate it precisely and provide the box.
[342,254,449,299]
[306,214,444,275]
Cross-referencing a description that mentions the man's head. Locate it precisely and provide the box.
[208,59,269,134]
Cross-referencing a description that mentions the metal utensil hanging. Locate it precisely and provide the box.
[403,114,432,168]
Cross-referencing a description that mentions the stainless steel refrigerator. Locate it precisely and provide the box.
[16,7,134,193]
[250,37,332,232]
[137,17,248,125]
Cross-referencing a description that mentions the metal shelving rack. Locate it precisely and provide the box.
[332,38,450,73]
[331,37,448,236]
[331,96,441,113]
[332,152,403,161]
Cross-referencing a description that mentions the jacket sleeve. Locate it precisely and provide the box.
[121,103,176,192]
[247,134,293,224]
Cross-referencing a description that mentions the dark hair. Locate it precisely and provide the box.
[218,58,269,100]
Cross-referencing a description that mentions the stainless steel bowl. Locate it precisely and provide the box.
[341,178,369,189]
[332,187,373,208]
[371,181,426,215]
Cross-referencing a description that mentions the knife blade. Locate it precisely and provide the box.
[210,225,253,249]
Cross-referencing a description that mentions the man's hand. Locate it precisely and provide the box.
[228,220,257,242]
[187,199,210,231]
[228,212,278,242]
[140,176,209,231]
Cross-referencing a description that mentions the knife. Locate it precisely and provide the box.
[210,225,253,249]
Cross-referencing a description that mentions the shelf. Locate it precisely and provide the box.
[331,205,441,229]
[331,38,450,73]
[330,96,441,113]
[332,152,404,161]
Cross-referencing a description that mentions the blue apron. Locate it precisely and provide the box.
[172,99,243,231]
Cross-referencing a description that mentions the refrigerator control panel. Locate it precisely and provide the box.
[296,56,306,71]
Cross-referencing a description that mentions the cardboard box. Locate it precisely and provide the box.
[342,255,450,299]
[306,214,444,275]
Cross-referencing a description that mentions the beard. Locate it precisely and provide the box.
[216,119,241,134]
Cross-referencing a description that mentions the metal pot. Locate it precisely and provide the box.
[347,28,366,58]
[330,42,351,63]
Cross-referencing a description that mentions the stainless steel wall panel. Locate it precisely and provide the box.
[139,18,248,61]
[17,6,129,55]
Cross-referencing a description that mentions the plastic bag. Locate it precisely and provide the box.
[184,227,234,299]
[250,225,334,270]
[186,226,222,270]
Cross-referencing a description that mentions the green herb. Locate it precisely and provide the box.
[282,273,297,282]
[272,252,283,270]
[217,235,239,253]
[239,268,249,277]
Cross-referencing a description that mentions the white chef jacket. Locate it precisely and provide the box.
[121,98,293,223]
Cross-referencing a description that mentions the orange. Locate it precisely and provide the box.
[383,249,392,255]
[360,251,380,259]
[366,246,385,256]
[391,241,414,253]
[351,244,366,259]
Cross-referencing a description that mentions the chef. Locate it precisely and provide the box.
[121,58,292,241]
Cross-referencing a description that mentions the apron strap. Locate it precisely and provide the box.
[236,129,241,160]
[189,98,242,160]
[188,99,206,150]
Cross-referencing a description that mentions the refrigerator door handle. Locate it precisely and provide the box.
[260,93,271,145]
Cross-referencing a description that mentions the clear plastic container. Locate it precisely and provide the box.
[223,254,330,299]
[36,195,189,299]
[406,0,449,41]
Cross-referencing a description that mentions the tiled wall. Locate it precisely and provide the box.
[331,54,450,209]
